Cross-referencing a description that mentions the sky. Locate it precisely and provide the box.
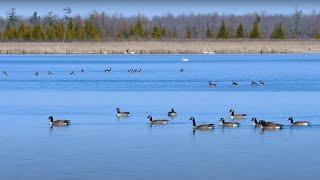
[0,0,320,17]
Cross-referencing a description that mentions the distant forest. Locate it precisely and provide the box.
[0,8,320,41]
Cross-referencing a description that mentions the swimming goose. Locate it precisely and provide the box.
[260,120,283,130]
[147,115,169,125]
[232,81,238,87]
[138,69,142,73]
[251,81,257,86]
[189,117,215,130]
[35,72,39,76]
[288,117,310,126]
[229,109,247,120]
[168,108,177,117]
[3,71,8,77]
[208,81,217,87]
[105,68,112,72]
[219,118,240,127]
[180,68,184,72]
[70,71,75,75]
[116,108,130,117]
[48,71,53,76]
[251,118,263,128]
[259,80,265,86]
[48,116,71,127]
[81,69,85,73]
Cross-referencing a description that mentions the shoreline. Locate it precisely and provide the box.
[0,41,320,54]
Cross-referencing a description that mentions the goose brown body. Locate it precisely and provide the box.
[116,108,130,117]
[147,116,169,125]
[219,118,240,127]
[190,117,214,130]
[48,116,71,127]
[288,117,310,126]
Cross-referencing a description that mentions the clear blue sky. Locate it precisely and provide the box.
[0,0,320,17]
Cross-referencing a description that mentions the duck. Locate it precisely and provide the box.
[116,108,130,117]
[229,109,247,120]
[147,115,169,125]
[105,68,112,73]
[251,81,257,86]
[48,116,71,127]
[232,81,238,87]
[3,71,8,77]
[167,108,177,117]
[48,71,53,76]
[260,120,283,130]
[219,118,240,127]
[288,117,310,126]
[208,81,217,88]
[259,80,265,86]
[189,117,214,130]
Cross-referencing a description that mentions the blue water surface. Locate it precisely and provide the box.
[0,54,319,180]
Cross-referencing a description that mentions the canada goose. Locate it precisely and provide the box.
[208,81,217,87]
[35,72,39,76]
[260,120,283,130]
[48,71,53,76]
[251,118,263,128]
[138,69,142,73]
[105,68,112,73]
[3,71,8,77]
[219,118,240,127]
[189,117,214,130]
[168,108,177,117]
[70,71,75,75]
[288,117,310,126]
[180,68,184,72]
[116,108,130,117]
[229,109,247,119]
[147,115,169,125]
[251,81,257,86]
[232,81,238,87]
[251,118,274,128]
[48,116,71,127]
[128,69,133,73]
[81,69,85,73]
[259,80,265,86]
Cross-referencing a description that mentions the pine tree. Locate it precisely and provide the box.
[206,24,214,38]
[217,20,229,38]
[84,20,101,40]
[250,21,262,38]
[3,24,15,40]
[16,23,31,40]
[32,23,43,41]
[271,23,286,39]
[151,25,164,39]
[236,23,245,38]
[131,17,147,38]
[186,26,192,39]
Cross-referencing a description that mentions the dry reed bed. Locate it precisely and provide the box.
[0,41,320,54]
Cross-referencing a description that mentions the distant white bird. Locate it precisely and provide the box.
[181,56,189,62]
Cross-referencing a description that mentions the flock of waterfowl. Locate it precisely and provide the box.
[49,108,311,131]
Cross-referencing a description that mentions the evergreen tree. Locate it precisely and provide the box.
[236,23,245,38]
[217,20,229,38]
[186,26,192,39]
[151,25,164,39]
[84,20,100,40]
[3,24,15,40]
[131,17,146,38]
[206,24,214,38]
[271,23,286,39]
[16,23,31,40]
[32,23,43,40]
[250,21,262,38]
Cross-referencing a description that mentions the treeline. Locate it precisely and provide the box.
[0,8,319,41]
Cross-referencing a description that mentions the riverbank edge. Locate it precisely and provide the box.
[0,41,320,54]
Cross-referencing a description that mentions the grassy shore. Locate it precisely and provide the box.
[0,40,320,54]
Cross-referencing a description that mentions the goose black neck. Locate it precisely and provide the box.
[192,119,196,126]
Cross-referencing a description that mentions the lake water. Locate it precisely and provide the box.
[0,54,319,180]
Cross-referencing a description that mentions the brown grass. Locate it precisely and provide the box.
[0,40,320,54]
